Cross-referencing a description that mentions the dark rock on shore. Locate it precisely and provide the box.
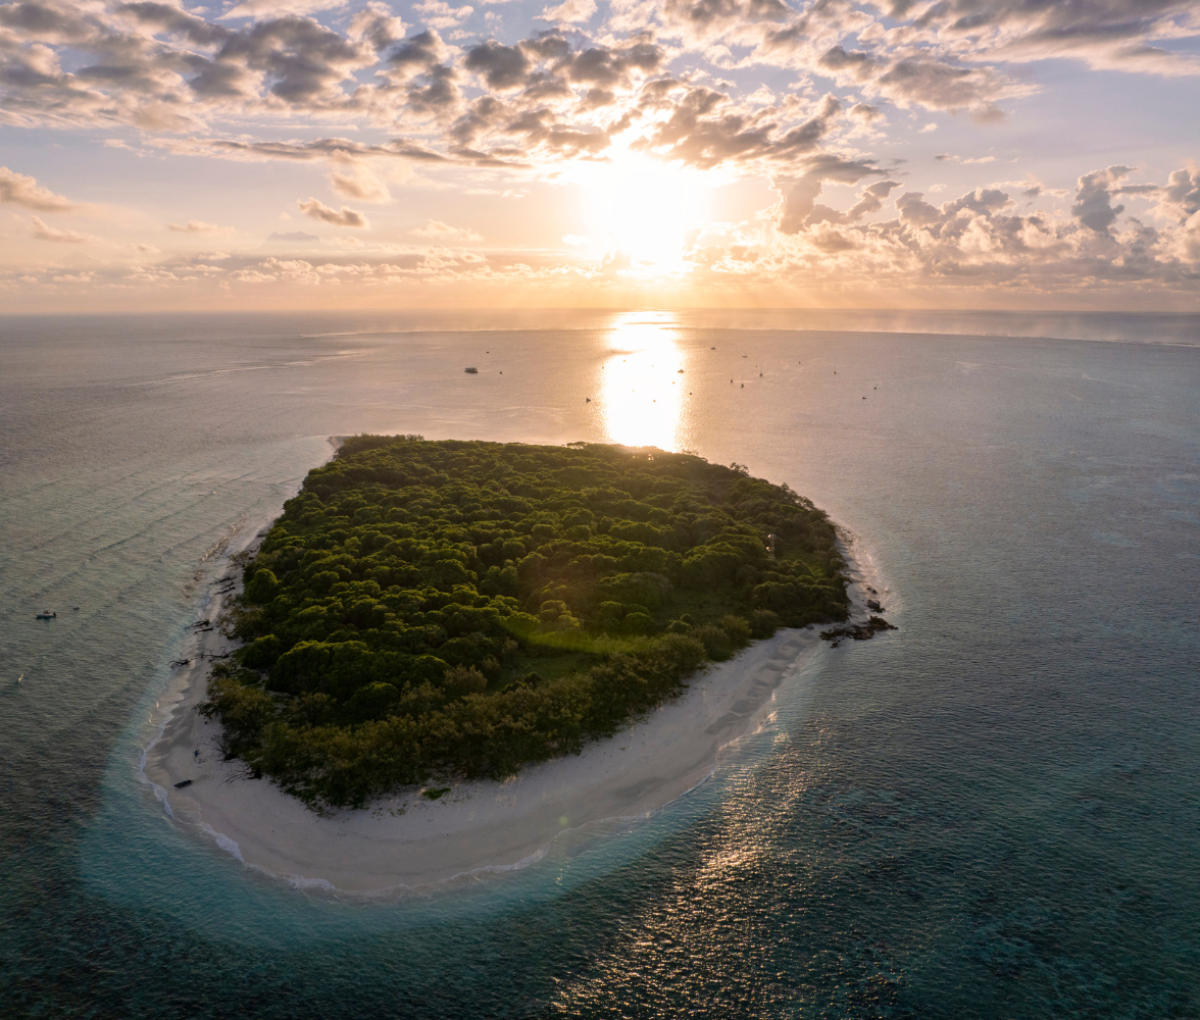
[821,615,898,647]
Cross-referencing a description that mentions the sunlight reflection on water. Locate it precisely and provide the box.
[599,311,687,451]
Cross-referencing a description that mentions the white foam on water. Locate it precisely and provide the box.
[201,823,245,864]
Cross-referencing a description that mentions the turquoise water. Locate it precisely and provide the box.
[1,310,1198,1017]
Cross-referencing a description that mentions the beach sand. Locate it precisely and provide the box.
[142,514,885,895]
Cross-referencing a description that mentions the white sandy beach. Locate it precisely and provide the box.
[141,504,886,895]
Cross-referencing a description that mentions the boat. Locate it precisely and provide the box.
[35,610,56,620]
[464,366,478,374]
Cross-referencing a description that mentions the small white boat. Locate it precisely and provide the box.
[36,610,56,620]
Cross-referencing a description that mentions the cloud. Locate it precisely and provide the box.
[329,167,391,202]
[692,164,1200,295]
[541,0,598,24]
[412,0,474,30]
[155,136,450,164]
[464,40,531,89]
[846,179,902,221]
[267,230,320,241]
[0,0,1197,312]
[915,0,1200,77]
[870,57,1018,115]
[1156,167,1200,221]
[849,103,882,121]
[168,220,235,234]
[348,2,408,51]
[0,167,76,212]
[220,0,349,19]
[7,162,1200,309]
[632,89,844,170]
[937,153,999,164]
[298,198,370,227]
[1072,166,1134,233]
[411,219,482,241]
[30,216,89,242]
[386,28,453,79]
[774,154,885,233]
[0,0,378,130]
[0,0,1194,160]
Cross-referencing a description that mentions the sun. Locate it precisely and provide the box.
[574,150,711,274]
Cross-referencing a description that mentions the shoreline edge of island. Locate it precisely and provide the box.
[139,439,893,896]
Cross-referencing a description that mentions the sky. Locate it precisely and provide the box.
[2,0,1200,311]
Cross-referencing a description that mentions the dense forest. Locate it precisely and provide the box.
[202,437,849,808]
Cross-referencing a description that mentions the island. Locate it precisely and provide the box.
[201,436,851,810]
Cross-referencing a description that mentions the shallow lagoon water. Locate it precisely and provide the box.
[1,310,1198,1017]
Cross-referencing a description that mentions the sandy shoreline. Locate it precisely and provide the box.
[141,463,889,894]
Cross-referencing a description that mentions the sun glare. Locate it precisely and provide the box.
[577,152,710,275]
[599,310,687,451]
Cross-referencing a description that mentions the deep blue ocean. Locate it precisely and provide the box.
[1,309,1198,1018]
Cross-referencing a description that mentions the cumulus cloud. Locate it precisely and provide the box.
[849,103,883,121]
[1156,167,1200,221]
[348,2,407,50]
[329,166,392,202]
[0,0,1194,158]
[846,179,902,221]
[676,163,1194,299]
[0,0,1187,188]
[541,0,598,23]
[1072,166,1134,233]
[0,167,76,212]
[298,198,370,227]
[632,89,845,170]
[774,154,885,233]
[0,0,379,131]
[464,40,531,89]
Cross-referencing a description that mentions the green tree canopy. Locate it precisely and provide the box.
[201,437,848,808]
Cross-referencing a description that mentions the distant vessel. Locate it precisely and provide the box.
[464,367,478,374]
[36,610,56,620]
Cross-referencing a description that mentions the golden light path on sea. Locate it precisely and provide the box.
[599,311,686,452]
